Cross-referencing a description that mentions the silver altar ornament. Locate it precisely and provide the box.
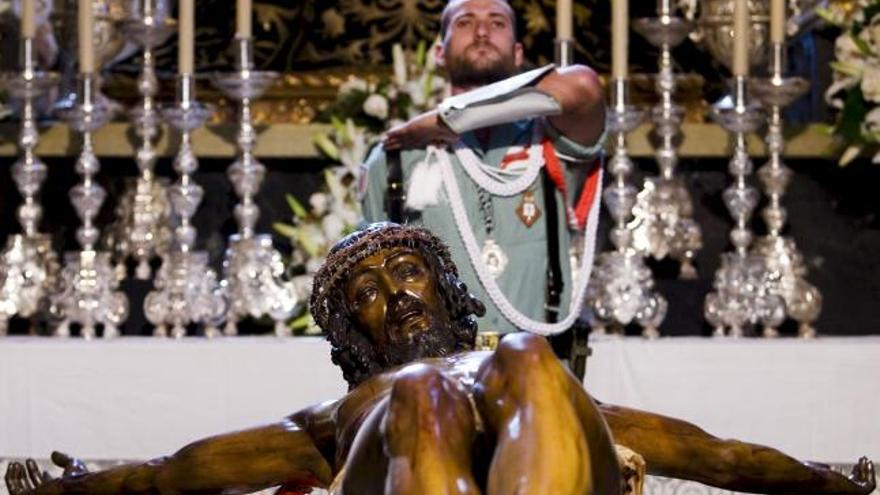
[631,10,703,279]
[0,36,60,335]
[146,74,227,338]
[587,79,667,339]
[750,42,821,338]
[52,74,129,339]
[0,235,58,335]
[211,38,298,337]
[705,76,785,337]
[105,177,172,280]
[694,0,770,71]
[53,0,139,113]
[110,2,176,280]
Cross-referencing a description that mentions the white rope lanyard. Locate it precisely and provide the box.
[453,126,544,197]
[437,148,603,336]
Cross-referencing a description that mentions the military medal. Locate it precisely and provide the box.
[481,238,508,278]
[516,191,541,228]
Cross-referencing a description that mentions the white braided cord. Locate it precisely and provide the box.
[438,148,603,336]
[453,126,544,197]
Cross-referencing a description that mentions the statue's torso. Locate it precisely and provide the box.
[329,351,491,469]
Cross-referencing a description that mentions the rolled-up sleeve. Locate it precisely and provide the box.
[544,118,607,163]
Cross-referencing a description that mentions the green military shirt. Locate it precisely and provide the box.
[360,118,603,333]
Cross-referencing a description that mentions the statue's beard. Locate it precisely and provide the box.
[371,294,461,371]
[445,41,517,88]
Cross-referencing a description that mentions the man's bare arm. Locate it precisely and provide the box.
[384,64,605,150]
[6,418,334,495]
[600,403,876,495]
[537,65,605,147]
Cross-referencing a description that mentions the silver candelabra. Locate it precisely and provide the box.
[705,76,785,337]
[587,79,667,338]
[750,42,821,338]
[144,75,226,338]
[211,38,298,337]
[0,37,60,335]
[631,8,703,279]
[112,2,175,281]
[51,73,129,339]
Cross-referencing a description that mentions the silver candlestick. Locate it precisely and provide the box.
[0,37,60,335]
[705,76,785,337]
[750,42,820,338]
[631,12,703,279]
[145,74,226,338]
[587,79,667,338]
[112,6,176,281]
[51,73,129,339]
[555,37,575,69]
[211,38,298,337]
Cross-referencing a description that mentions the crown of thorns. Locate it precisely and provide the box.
[310,222,458,331]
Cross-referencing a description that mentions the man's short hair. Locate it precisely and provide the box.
[439,0,517,40]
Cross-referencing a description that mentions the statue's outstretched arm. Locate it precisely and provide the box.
[5,417,334,495]
[599,403,876,495]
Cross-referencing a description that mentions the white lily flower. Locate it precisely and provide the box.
[309,192,331,216]
[339,77,368,96]
[321,213,346,241]
[392,44,408,87]
[363,93,389,120]
[861,63,880,102]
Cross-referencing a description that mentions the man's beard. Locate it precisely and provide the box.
[446,42,517,88]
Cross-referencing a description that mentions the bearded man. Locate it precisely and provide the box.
[361,0,606,340]
[4,223,875,495]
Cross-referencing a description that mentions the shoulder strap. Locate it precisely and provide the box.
[386,148,405,223]
[542,168,562,323]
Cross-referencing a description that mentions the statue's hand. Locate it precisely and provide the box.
[851,457,876,495]
[383,110,457,150]
[4,459,51,495]
[49,452,88,479]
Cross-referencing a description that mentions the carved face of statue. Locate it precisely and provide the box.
[344,248,453,361]
[438,0,523,89]
[313,223,484,388]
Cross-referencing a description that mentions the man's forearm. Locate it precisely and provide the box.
[537,65,605,147]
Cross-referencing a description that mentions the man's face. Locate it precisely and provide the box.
[438,0,523,89]
[344,248,447,354]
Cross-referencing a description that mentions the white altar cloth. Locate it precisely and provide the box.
[1,336,878,465]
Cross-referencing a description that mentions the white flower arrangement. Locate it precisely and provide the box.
[273,40,448,334]
[822,0,880,164]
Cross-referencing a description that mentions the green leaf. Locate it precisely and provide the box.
[289,312,312,330]
[839,144,862,166]
[837,86,868,143]
[314,132,340,161]
[852,35,873,57]
[285,194,308,219]
[416,40,427,67]
[273,222,299,239]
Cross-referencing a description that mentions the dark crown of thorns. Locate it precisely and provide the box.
[310,222,459,330]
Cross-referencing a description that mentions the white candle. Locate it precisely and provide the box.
[732,0,749,76]
[658,0,672,17]
[770,0,785,44]
[21,0,36,39]
[236,0,251,39]
[612,0,628,79]
[556,0,572,40]
[179,0,194,74]
[78,0,94,73]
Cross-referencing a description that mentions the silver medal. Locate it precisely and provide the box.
[481,238,508,278]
